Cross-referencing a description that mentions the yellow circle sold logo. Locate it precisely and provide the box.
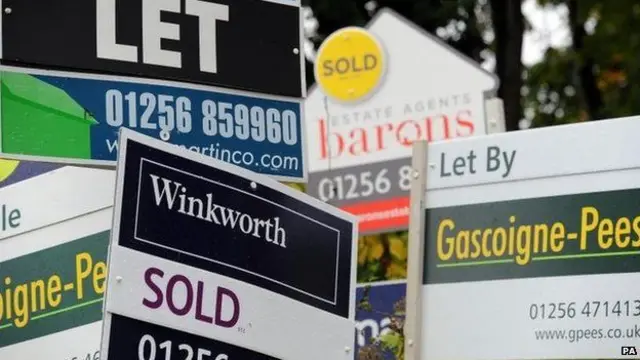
[315,27,386,103]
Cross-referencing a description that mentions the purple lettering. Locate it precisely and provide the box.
[143,267,240,329]
[215,287,240,328]
[195,281,213,323]
[166,275,193,316]
[142,267,164,309]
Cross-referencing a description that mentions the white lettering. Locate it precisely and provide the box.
[142,0,182,68]
[149,174,182,208]
[96,0,137,62]
[239,214,253,234]
[185,0,229,73]
[105,138,119,153]
[96,0,229,72]
[219,208,241,228]
[149,175,286,247]
[355,318,393,346]
[204,194,222,224]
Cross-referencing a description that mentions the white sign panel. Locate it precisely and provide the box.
[100,128,359,360]
[406,116,640,360]
[0,156,115,240]
[304,8,499,234]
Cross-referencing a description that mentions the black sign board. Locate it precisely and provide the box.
[2,0,304,97]
[114,129,354,318]
[107,314,281,360]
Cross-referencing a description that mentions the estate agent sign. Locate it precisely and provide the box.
[1,0,305,97]
[404,116,640,360]
[100,129,358,359]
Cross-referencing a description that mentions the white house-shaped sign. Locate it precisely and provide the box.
[305,8,499,174]
[304,8,499,235]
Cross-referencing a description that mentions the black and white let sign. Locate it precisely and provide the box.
[1,0,305,97]
[100,128,357,359]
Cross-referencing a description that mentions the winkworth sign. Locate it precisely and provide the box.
[0,66,305,181]
[100,129,357,360]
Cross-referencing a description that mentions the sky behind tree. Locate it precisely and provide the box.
[302,0,574,69]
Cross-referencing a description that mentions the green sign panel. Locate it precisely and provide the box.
[425,187,640,284]
[0,231,109,348]
[1,71,97,159]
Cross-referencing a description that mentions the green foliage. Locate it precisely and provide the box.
[524,48,582,127]
[379,332,404,359]
[356,289,406,360]
[357,232,408,283]
[525,0,640,126]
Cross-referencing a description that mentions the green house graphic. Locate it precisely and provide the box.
[0,71,97,159]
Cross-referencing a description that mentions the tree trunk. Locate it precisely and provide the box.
[567,0,603,120]
[491,0,524,131]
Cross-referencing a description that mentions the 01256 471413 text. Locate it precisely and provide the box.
[528,300,640,321]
